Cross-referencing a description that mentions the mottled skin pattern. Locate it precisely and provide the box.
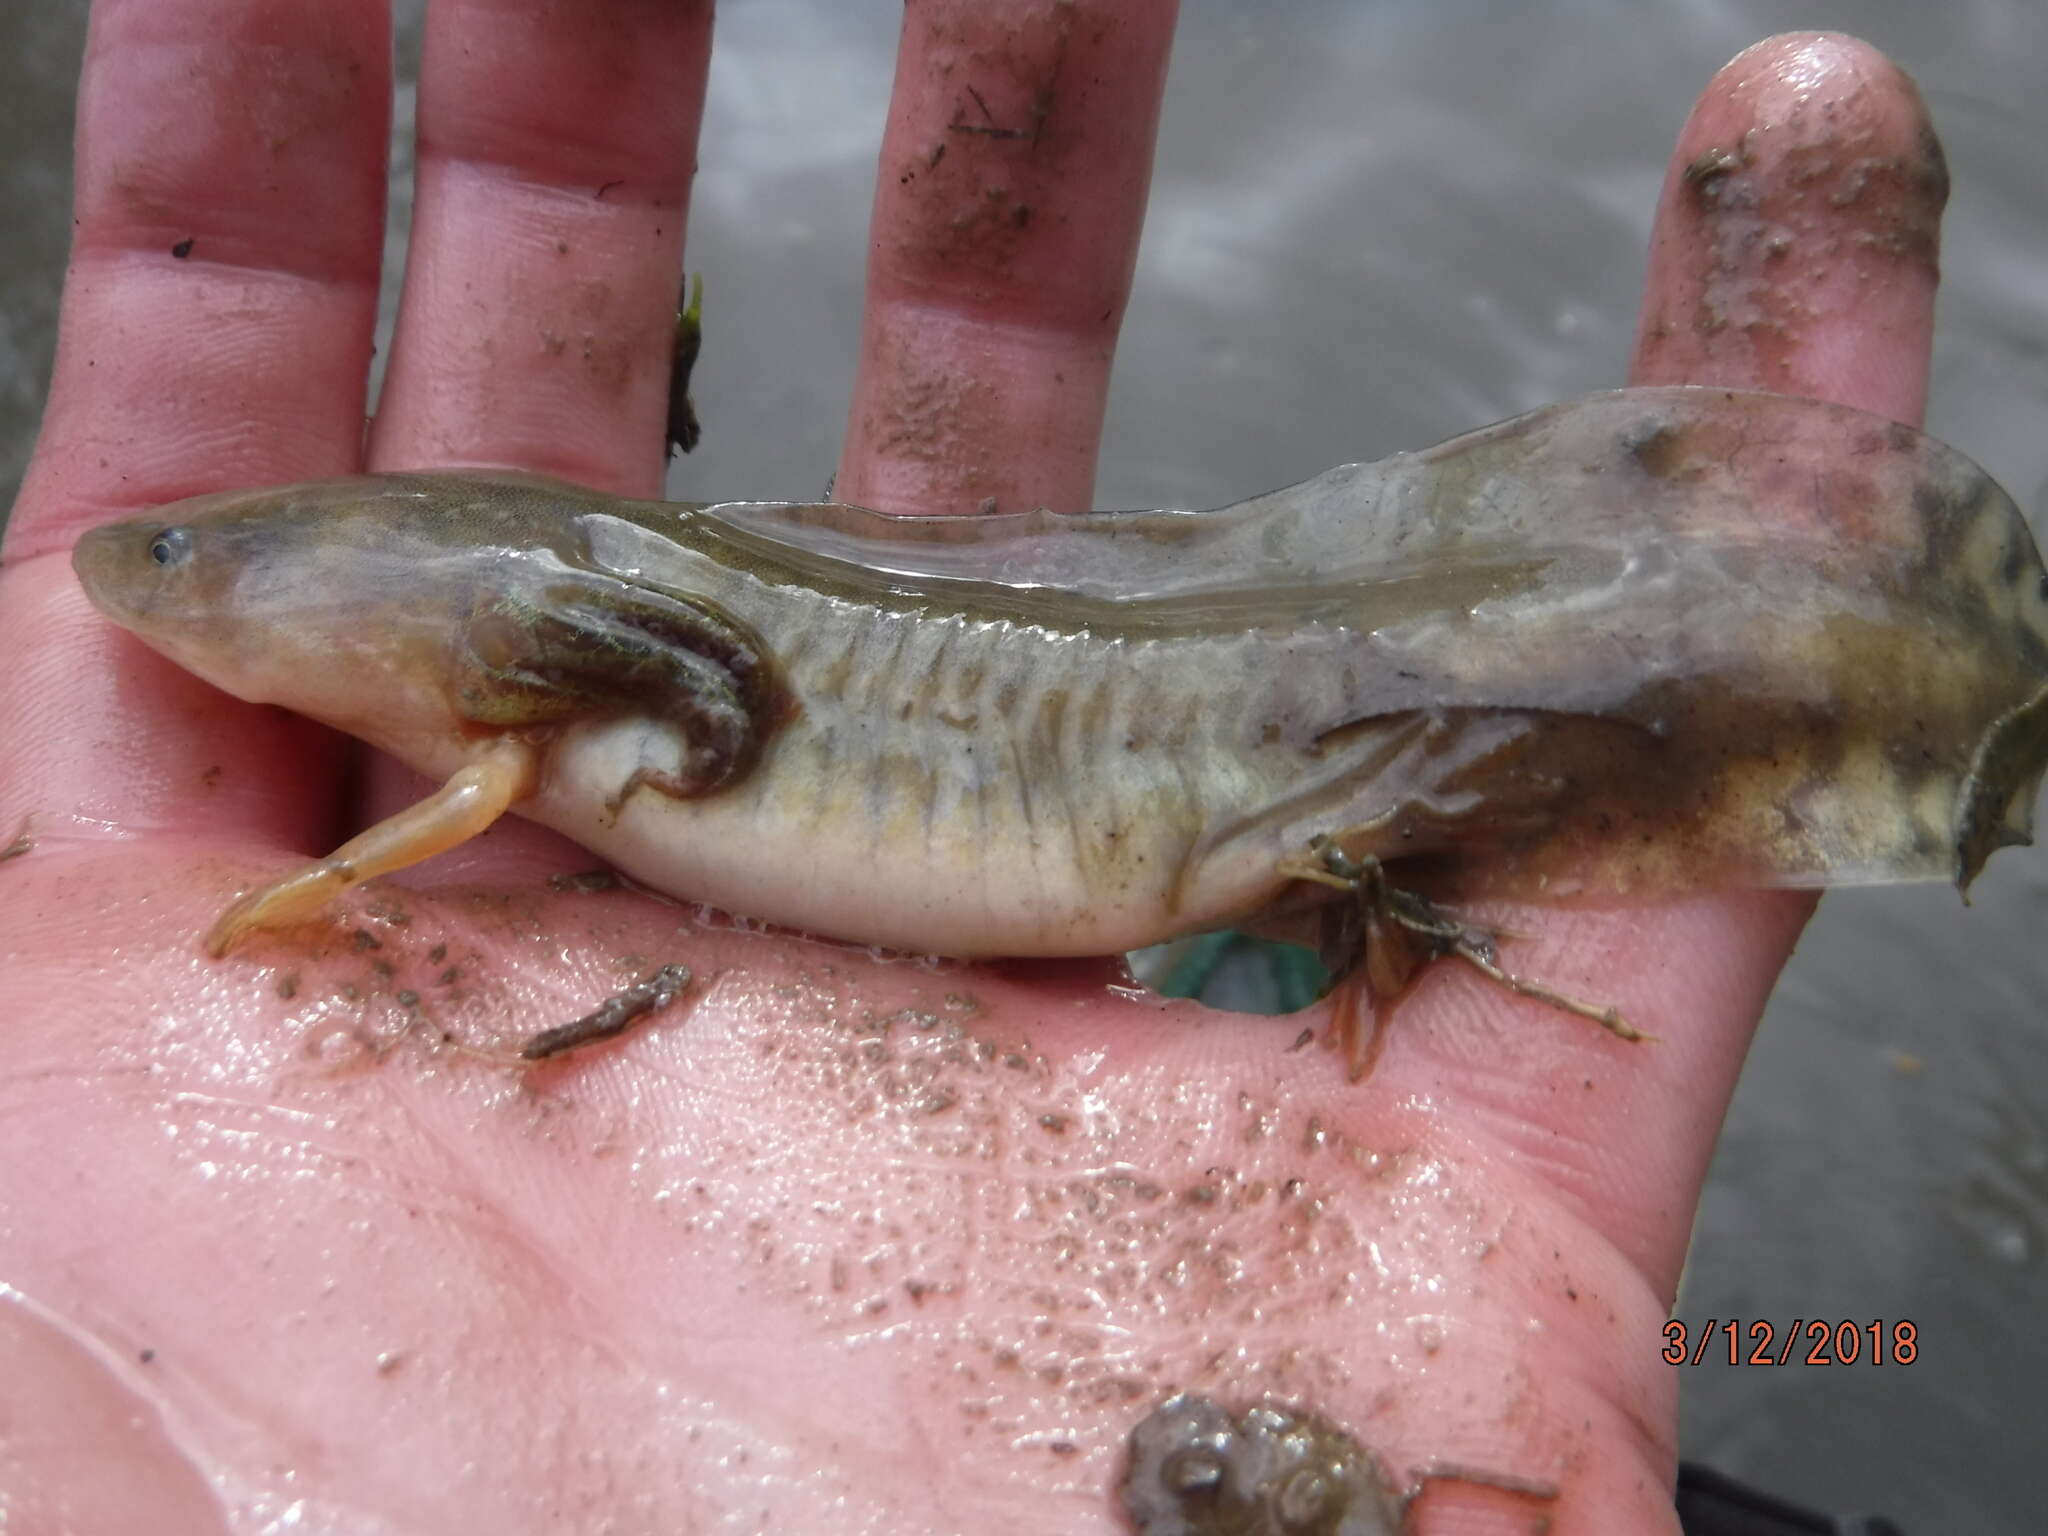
[72,387,2048,966]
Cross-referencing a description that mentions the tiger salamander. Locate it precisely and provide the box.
[70,387,2048,1061]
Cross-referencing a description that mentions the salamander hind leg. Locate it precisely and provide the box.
[1280,836,1644,1080]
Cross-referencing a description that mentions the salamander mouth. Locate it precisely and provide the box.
[70,522,148,624]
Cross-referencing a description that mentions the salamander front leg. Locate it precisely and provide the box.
[206,736,538,956]
[1278,837,1645,1080]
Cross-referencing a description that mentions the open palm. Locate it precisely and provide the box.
[0,5,1947,1531]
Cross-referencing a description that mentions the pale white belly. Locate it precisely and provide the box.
[523,714,1269,957]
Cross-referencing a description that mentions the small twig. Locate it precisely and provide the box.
[520,964,692,1060]
[1450,943,1649,1042]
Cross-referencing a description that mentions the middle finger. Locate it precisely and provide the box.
[368,0,713,495]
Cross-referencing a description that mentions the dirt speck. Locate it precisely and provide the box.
[0,817,34,863]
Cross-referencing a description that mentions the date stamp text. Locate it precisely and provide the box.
[1664,1319,1918,1366]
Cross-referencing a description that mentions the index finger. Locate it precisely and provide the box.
[0,0,391,846]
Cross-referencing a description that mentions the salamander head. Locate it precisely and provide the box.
[73,473,784,794]
[71,476,491,742]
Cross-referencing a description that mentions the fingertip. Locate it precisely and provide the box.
[1630,31,1946,424]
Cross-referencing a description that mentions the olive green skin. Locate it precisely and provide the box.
[72,387,2048,959]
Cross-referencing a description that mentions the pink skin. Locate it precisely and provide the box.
[0,9,1941,1533]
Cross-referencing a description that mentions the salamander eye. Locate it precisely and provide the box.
[148,527,193,568]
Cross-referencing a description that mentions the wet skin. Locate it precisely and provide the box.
[0,9,1975,1534]
[70,388,2048,1038]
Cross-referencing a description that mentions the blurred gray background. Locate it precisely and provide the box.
[5,2,2043,1530]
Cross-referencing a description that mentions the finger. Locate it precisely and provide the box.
[8,0,391,558]
[1595,34,1945,1290]
[1632,32,1943,422]
[836,0,1179,516]
[0,0,389,846]
[351,0,713,859]
[367,0,713,496]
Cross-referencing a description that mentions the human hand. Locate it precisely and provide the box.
[0,5,1946,1531]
